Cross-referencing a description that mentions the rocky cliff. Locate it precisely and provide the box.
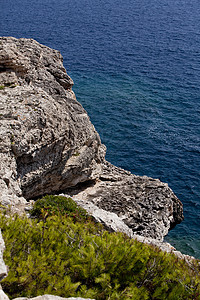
[0,37,183,242]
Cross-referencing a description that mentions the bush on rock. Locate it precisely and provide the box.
[30,195,91,223]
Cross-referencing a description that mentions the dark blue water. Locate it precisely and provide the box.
[2,0,200,258]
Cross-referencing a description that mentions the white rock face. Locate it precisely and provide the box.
[0,230,7,281]
[0,288,9,300]
[0,230,9,300]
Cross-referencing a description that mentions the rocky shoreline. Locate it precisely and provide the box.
[0,37,187,299]
[0,36,183,239]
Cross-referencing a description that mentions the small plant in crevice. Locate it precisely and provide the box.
[73,151,80,157]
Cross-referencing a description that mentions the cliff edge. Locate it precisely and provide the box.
[0,37,183,241]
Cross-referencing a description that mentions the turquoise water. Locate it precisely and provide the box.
[2,0,200,258]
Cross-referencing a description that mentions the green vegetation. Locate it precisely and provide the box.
[1,195,200,299]
[0,85,5,90]
[30,195,92,222]
[73,151,80,157]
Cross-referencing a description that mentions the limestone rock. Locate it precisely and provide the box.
[0,231,9,300]
[65,161,183,241]
[0,37,104,208]
[0,287,9,300]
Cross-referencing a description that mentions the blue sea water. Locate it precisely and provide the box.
[1,0,200,258]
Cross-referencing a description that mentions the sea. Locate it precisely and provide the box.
[1,0,200,258]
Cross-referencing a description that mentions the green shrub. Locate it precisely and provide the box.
[30,195,92,223]
[1,196,200,299]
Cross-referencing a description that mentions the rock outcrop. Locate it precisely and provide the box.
[65,162,183,241]
[0,37,104,212]
[65,193,194,262]
[0,36,183,241]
